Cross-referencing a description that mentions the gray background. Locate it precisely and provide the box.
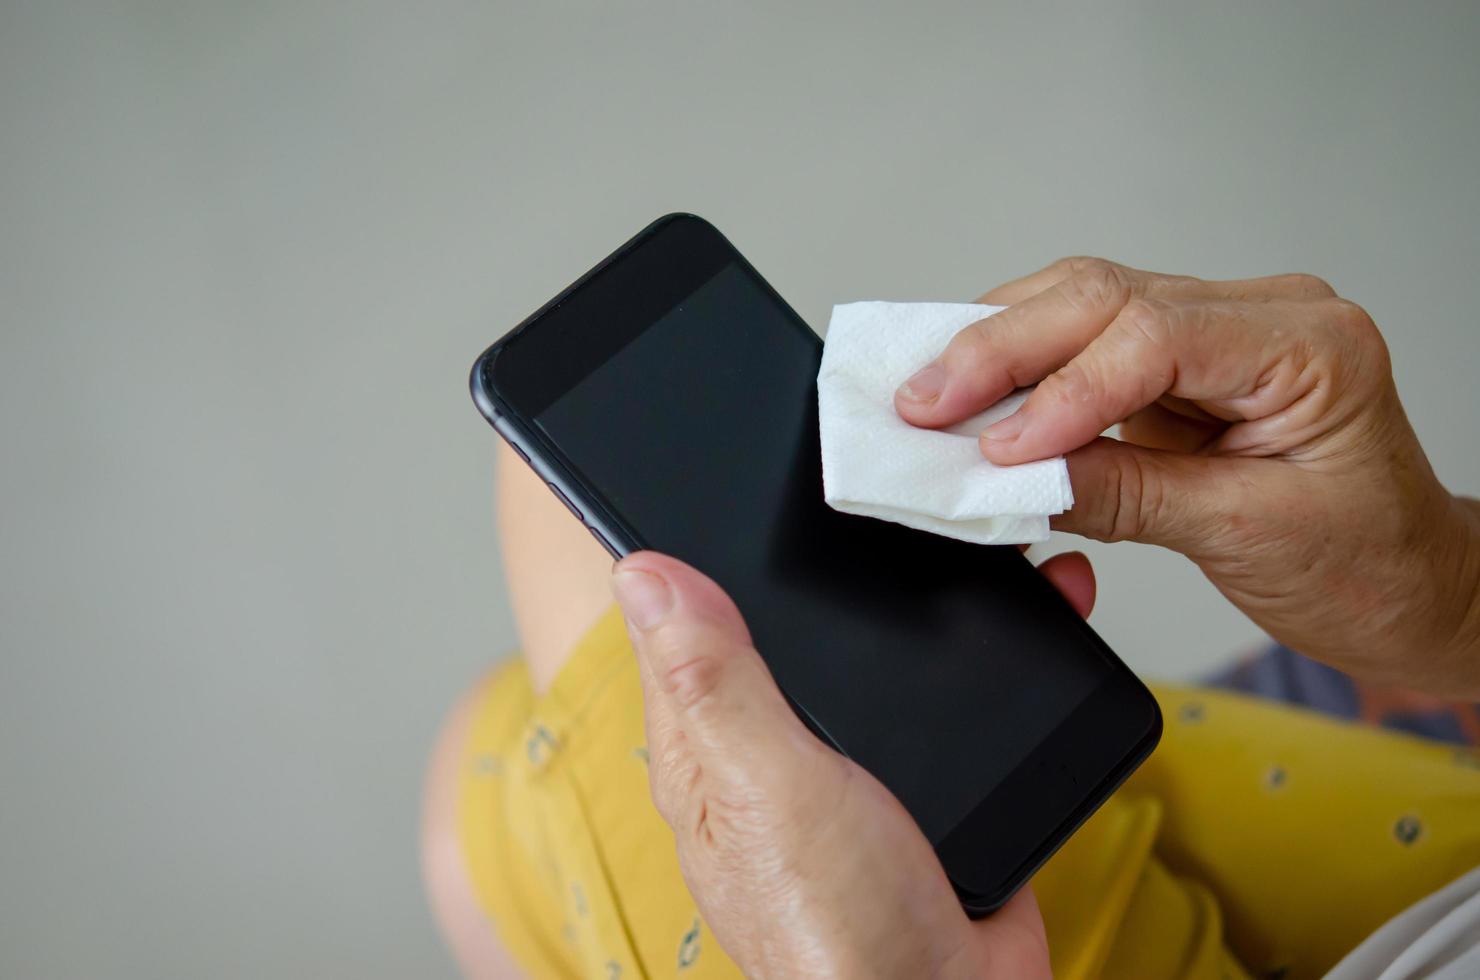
[3,2,1477,976]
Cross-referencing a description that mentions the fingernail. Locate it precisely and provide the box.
[899,361,946,403]
[612,568,673,631]
[982,410,1025,443]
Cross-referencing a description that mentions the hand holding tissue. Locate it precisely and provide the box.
[817,302,1073,545]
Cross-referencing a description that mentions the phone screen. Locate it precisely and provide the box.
[531,261,1112,844]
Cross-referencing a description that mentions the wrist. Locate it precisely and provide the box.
[1442,495,1480,697]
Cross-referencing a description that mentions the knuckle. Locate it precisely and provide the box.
[659,649,727,714]
[1323,297,1391,369]
[1047,255,1090,277]
[1102,451,1162,543]
[1041,360,1100,412]
[1061,258,1133,311]
[648,767,678,825]
[1148,272,1204,294]
[942,316,999,374]
[701,783,771,841]
[697,758,846,865]
[1101,450,1142,542]
[1109,299,1179,397]
[1325,296,1376,334]
[647,744,690,825]
[958,316,996,355]
[1057,255,1113,277]
[1286,272,1337,298]
[1117,297,1177,346]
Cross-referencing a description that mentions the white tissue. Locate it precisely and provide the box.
[817,301,1073,545]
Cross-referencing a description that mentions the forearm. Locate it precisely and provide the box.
[495,441,615,694]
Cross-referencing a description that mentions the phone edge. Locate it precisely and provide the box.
[957,698,1163,916]
[468,212,710,558]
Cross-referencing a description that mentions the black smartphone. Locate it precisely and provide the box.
[469,214,1161,914]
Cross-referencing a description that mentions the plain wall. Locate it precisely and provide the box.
[2,2,1477,976]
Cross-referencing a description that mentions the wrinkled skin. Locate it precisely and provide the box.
[609,258,1480,976]
[898,258,1480,696]
[613,550,1093,979]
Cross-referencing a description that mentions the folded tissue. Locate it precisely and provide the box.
[817,301,1074,545]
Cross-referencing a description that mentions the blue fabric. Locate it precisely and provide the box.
[1206,644,1476,746]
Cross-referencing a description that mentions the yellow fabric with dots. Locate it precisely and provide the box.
[457,606,1480,979]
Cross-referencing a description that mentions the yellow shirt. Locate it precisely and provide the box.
[457,607,1480,979]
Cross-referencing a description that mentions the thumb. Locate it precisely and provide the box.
[1054,438,1244,556]
[612,552,817,776]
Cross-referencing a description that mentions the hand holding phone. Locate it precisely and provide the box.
[470,214,1160,912]
[614,550,1063,980]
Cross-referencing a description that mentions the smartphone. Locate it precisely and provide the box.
[469,214,1161,914]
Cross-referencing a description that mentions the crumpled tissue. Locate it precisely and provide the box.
[817,301,1073,545]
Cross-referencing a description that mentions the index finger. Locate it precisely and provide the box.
[976,255,1116,305]
[979,297,1362,465]
[897,259,1135,427]
[900,259,1341,429]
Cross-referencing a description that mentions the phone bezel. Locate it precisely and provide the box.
[469,213,1162,914]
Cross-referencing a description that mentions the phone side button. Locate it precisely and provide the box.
[547,483,583,520]
[491,419,532,462]
[587,524,619,559]
[500,434,531,463]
